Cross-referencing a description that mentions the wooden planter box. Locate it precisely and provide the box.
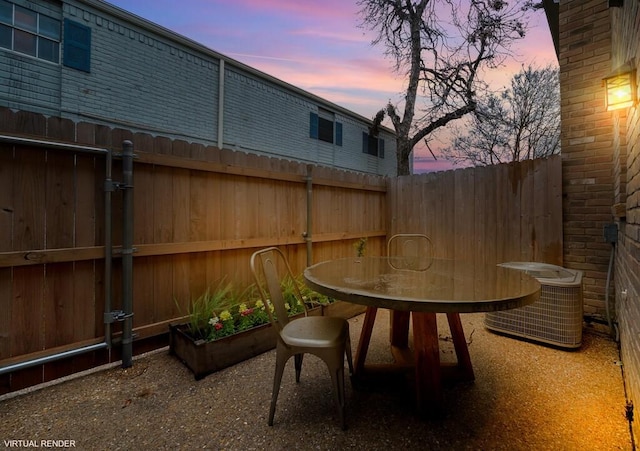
[169,302,365,380]
[169,322,277,380]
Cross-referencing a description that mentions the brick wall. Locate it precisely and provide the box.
[559,0,616,319]
[609,0,640,442]
[560,1,640,441]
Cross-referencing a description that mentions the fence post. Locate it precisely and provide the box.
[305,165,313,267]
[121,140,134,368]
[104,148,113,348]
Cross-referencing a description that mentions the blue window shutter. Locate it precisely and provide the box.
[362,132,368,154]
[378,138,385,158]
[63,19,91,72]
[309,112,319,139]
[335,122,343,146]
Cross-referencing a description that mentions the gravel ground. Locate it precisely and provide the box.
[0,311,634,451]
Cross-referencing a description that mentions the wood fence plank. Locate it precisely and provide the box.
[172,140,190,158]
[75,154,98,248]
[173,168,190,243]
[453,169,476,298]
[481,165,498,269]
[219,173,235,241]
[0,144,13,253]
[0,107,17,133]
[74,261,97,341]
[256,177,278,239]
[15,110,46,136]
[188,252,208,307]
[0,268,11,360]
[93,157,107,246]
[14,147,45,251]
[134,163,154,245]
[94,259,106,338]
[152,166,177,324]
[133,256,154,328]
[233,174,249,240]
[153,255,174,325]
[188,170,207,242]
[172,254,191,318]
[473,165,489,268]
[519,159,535,261]
[46,152,75,249]
[0,143,13,377]
[508,163,524,261]
[46,117,75,142]
[73,152,100,353]
[207,172,223,243]
[46,262,75,347]
[12,265,45,356]
[438,171,456,260]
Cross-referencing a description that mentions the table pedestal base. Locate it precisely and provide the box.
[353,307,475,417]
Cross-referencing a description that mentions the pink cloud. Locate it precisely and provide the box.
[289,27,370,45]
[214,0,360,21]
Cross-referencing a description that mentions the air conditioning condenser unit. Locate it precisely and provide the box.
[485,262,583,349]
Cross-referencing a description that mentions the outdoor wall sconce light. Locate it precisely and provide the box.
[603,63,637,111]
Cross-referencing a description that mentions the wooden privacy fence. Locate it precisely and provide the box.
[0,111,387,393]
[388,156,563,267]
[0,109,562,394]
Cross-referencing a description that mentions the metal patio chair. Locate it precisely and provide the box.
[250,247,353,429]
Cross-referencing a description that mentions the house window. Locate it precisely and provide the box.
[310,111,343,146]
[0,0,60,63]
[362,132,385,158]
[318,116,333,143]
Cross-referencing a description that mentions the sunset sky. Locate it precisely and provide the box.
[107,0,558,173]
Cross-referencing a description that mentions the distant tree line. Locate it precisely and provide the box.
[445,64,560,166]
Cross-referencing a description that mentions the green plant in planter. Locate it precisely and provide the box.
[180,275,333,343]
[183,278,236,341]
[235,285,271,331]
[197,284,273,341]
[279,275,306,316]
[281,274,334,312]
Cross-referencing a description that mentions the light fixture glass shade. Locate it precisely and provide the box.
[603,67,637,111]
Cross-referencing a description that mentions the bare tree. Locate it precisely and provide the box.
[445,64,560,166]
[359,0,528,175]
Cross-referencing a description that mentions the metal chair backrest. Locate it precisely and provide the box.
[250,247,307,332]
[387,233,434,271]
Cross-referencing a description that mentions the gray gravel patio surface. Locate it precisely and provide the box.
[0,310,634,450]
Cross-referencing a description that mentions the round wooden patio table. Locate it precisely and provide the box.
[303,256,541,417]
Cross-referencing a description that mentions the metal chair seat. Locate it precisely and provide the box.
[281,316,350,348]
